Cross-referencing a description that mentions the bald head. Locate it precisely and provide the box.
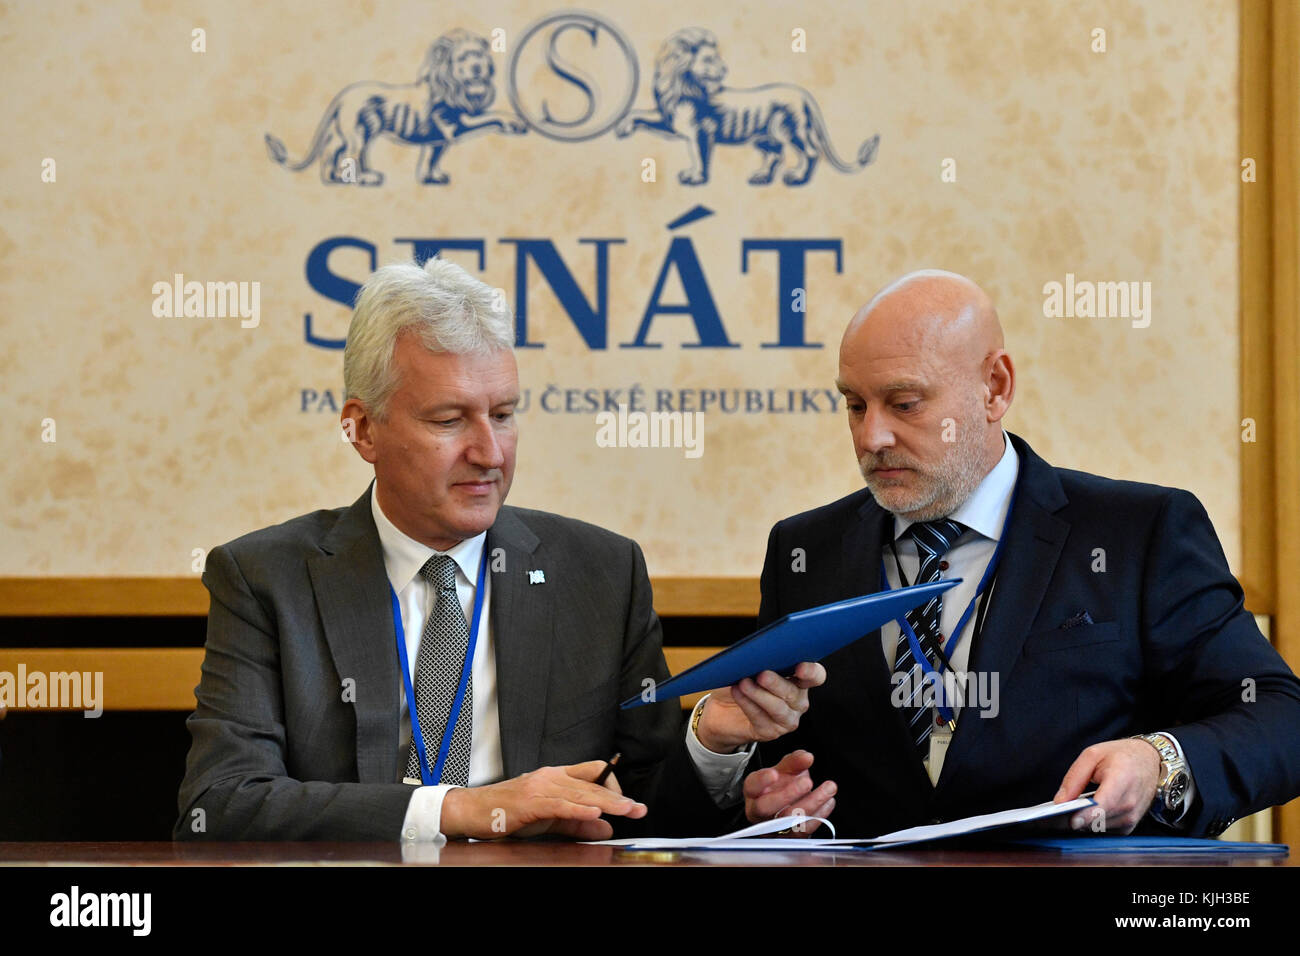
[843,270,1003,368]
[837,270,1015,521]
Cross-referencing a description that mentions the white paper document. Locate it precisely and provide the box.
[591,795,1096,851]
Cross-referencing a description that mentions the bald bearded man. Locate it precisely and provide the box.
[744,270,1300,839]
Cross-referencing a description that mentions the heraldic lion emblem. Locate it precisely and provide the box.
[615,27,879,186]
[264,29,527,186]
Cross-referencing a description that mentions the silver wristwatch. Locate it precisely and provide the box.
[1134,732,1190,825]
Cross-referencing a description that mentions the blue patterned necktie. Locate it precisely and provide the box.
[404,554,474,786]
[892,518,965,760]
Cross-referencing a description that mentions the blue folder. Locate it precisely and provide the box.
[621,578,960,709]
[1003,836,1289,854]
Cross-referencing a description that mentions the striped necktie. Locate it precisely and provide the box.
[892,518,965,760]
[404,554,474,786]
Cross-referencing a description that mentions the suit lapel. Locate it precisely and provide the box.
[486,508,551,778]
[307,485,402,785]
[841,500,935,794]
[937,434,1069,791]
[837,503,890,705]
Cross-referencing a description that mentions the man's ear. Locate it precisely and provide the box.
[341,398,379,464]
[985,350,1015,422]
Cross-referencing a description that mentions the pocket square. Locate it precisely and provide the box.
[1061,610,1095,629]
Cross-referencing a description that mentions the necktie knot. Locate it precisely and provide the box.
[907,518,966,558]
[418,554,459,591]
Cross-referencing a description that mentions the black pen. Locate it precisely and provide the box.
[594,752,621,786]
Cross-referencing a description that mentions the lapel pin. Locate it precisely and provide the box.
[527,569,546,585]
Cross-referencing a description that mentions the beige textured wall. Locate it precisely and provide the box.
[1,0,1241,577]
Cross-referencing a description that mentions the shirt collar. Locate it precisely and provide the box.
[893,430,1020,544]
[370,481,487,593]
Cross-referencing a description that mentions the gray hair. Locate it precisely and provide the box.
[343,257,514,420]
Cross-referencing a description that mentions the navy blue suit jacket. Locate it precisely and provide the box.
[756,433,1300,838]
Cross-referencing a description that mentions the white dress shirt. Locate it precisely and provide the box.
[880,432,1194,824]
[370,483,750,841]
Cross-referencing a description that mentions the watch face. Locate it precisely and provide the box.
[1167,772,1190,806]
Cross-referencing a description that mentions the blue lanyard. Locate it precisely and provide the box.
[391,547,489,786]
[879,487,1018,724]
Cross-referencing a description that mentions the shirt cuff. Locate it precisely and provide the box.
[1150,731,1197,828]
[400,784,457,843]
[684,696,755,808]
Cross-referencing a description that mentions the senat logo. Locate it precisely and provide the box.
[266,10,879,188]
[285,10,880,353]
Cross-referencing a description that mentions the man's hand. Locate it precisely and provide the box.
[694,662,826,754]
[1054,739,1162,833]
[439,760,646,840]
[743,750,836,836]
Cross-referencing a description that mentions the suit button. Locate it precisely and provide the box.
[929,817,942,825]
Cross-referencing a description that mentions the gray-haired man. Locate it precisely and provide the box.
[176,257,824,841]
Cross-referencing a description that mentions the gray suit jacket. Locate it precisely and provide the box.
[174,486,728,840]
